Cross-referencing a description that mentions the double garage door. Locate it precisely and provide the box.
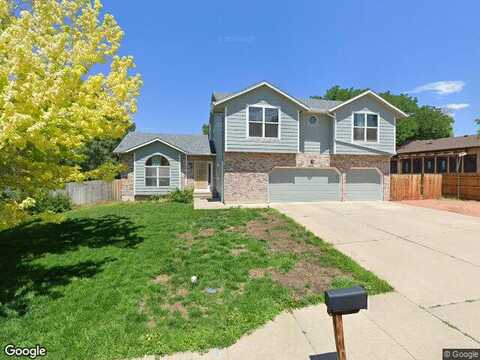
[268,168,382,203]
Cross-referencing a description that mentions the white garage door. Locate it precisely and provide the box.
[269,168,341,203]
[346,169,382,201]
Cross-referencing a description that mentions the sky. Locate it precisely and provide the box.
[104,0,479,136]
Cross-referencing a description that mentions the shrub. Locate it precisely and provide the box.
[33,191,72,214]
[168,188,193,203]
[150,194,166,202]
[0,202,29,231]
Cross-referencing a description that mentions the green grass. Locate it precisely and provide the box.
[0,202,391,359]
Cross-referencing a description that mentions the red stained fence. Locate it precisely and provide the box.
[442,173,480,201]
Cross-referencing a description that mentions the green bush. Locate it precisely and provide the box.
[33,191,72,214]
[168,188,193,203]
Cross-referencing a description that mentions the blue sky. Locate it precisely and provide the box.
[105,0,479,136]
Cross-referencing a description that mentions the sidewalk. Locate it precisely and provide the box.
[132,292,476,360]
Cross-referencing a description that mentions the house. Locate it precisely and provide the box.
[113,81,408,203]
[391,135,480,174]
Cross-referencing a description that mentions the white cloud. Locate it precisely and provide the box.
[409,80,465,95]
[441,103,470,111]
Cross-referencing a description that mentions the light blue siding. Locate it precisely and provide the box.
[346,169,382,201]
[224,86,301,153]
[269,168,341,202]
[334,95,396,155]
[134,141,182,196]
[300,113,332,154]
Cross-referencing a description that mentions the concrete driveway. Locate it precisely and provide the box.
[273,201,480,357]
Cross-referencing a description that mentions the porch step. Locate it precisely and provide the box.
[193,190,212,199]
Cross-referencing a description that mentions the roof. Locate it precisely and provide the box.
[211,81,311,111]
[328,90,408,118]
[397,135,480,154]
[212,83,407,117]
[113,132,214,155]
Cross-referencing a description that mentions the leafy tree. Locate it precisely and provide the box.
[476,118,480,134]
[312,86,453,145]
[202,123,209,135]
[311,85,367,102]
[0,0,142,195]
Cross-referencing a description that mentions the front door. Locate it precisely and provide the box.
[194,161,209,189]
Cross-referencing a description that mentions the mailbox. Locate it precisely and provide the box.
[325,286,367,315]
[324,286,368,360]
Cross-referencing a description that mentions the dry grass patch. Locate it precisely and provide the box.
[162,302,189,320]
[152,274,170,285]
[270,260,343,298]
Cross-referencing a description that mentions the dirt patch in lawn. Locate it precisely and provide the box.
[198,228,215,237]
[177,231,194,241]
[176,288,189,297]
[152,274,170,285]
[162,302,189,319]
[270,260,343,297]
[249,268,268,279]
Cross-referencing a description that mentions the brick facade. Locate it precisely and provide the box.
[223,153,296,203]
[223,152,391,203]
[119,153,134,201]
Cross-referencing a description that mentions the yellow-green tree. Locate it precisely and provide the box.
[0,0,142,195]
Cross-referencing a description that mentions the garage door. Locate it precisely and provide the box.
[269,168,341,203]
[346,169,382,201]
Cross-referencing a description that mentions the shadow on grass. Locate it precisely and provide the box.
[0,215,143,317]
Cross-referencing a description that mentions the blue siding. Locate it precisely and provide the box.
[224,86,301,153]
[334,94,396,155]
[300,113,332,154]
[134,141,182,196]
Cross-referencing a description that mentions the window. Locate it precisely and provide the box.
[353,113,378,142]
[437,157,447,173]
[401,159,411,174]
[145,155,170,187]
[449,157,458,173]
[464,154,477,173]
[390,160,398,174]
[412,158,422,174]
[248,106,280,138]
[424,157,435,173]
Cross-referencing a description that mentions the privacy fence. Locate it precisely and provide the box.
[390,174,442,201]
[57,180,124,205]
[390,173,480,201]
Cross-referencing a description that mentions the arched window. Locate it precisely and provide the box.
[145,155,170,187]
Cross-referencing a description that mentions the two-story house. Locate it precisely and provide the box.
[113,81,407,203]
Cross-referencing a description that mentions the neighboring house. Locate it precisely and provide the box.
[114,81,408,203]
[392,135,480,175]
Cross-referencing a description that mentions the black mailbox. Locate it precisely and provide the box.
[325,286,367,315]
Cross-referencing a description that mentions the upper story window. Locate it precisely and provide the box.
[145,155,170,187]
[353,112,378,142]
[248,105,280,138]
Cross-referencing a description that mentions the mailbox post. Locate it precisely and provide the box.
[325,286,368,360]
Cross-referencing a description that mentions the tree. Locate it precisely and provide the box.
[202,123,209,135]
[312,86,453,145]
[476,118,480,135]
[0,0,142,195]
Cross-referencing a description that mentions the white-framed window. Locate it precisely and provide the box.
[145,155,170,187]
[247,105,280,138]
[353,112,378,142]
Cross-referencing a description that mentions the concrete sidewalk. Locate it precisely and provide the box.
[137,292,476,360]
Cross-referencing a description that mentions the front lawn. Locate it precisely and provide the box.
[0,202,391,360]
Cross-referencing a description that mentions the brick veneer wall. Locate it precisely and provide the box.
[223,152,296,203]
[224,152,391,203]
[119,153,134,201]
[330,155,391,201]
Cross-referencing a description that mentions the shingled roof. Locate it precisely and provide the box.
[397,135,480,154]
[113,132,214,155]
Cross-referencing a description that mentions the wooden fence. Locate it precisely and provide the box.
[442,173,480,200]
[390,174,442,201]
[57,179,124,205]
